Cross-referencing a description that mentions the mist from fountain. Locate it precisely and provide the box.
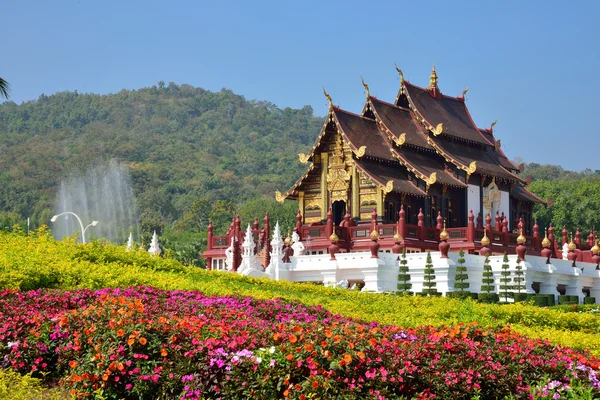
[53,159,140,243]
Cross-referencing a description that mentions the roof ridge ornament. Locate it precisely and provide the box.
[275,190,286,203]
[353,145,366,158]
[361,76,370,99]
[394,64,404,83]
[428,64,439,91]
[323,87,333,111]
[490,120,498,131]
[461,86,469,99]
[394,132,406,147]
[298,153,310,164]
[432,123,443,136]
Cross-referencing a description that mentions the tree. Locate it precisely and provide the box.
[499,252,513,302]
[453,249,469,292]
[480,255,495,294]
[396,247,412,294]
[421,251,439,296]
[0,77,9,99]
[513,257,526,301]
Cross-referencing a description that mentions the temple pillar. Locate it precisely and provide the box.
[297,191,305,221]
[565,276,585,304]
[376,187,384,221]
[320,153,328,220]
[351,165,360,219]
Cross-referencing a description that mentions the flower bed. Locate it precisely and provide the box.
[1,287,599,399]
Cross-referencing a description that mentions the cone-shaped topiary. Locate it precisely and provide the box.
[454,249,470,292]
[397,247,412,294]
[421,251,439,296]
[499,252,513,302]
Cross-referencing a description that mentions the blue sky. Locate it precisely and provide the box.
[3,0,599,170]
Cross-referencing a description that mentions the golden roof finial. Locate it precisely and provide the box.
[393,232,403,243]
[361,76,370,99]
[284,229,292,246]
[440,220,449,241]
[541,228,551,248]
[394,63,404,83]
[481,228,490,246]
[490,120,498,130]
[428,64,438,90]
[592,240,600,255]
[517,229,526,245]
[323,87,333,111]
[568,233,576,251]
[370,229,380,241]
[462,86,469,98]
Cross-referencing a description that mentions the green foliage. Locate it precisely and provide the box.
[584,297,597,305]
[453,249,469,292]
[0,85,321,237]
[513,258,525,295]
[5,231,600,358]
[0,369,66,400]
[480,255,495,294]
[477,293,500,304]
[396,247,412,294]
[499,252,513,302]
[421,252,439,296]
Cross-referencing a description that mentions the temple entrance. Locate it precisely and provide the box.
[332,200,346,226]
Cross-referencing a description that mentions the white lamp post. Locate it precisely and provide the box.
[50,212,99,244]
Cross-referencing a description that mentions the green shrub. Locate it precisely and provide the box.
[559,295,578,305]
[546,294,556,307]
[477,293,500,304]
[447,291,477,300]
[526,294,549,307]
[514,293,529,303]
[584,297,596,305]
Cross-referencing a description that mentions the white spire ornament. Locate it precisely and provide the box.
[126,232,134,252]
[148,231,161,256]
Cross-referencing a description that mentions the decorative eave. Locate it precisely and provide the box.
[426,137,477,178]
[275,163,315,203]
[354,162,428,198]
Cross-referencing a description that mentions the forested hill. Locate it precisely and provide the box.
[1,83,600,241]
[0,82,322,230]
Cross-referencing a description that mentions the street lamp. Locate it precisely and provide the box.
[50,212,99,244]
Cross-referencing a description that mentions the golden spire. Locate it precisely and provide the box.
[541,228,551,248]
[329,231,339,243]
[568,233,577,251]
[361,76,370,99]
[394,63,404,83]
[370,229,380,241]
[393,232,403,243]
[481,228,490,246]
[592,240,600,255]
[428,64,438,90]
[439,220,449,241]
[284,229,292,246]
[323,87,333,111]
[516,229,526,245]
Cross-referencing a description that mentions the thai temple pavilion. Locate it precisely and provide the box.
[276,66,544,231]
[202,66,558,271]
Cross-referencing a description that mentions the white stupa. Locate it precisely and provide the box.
[148,231,161,256]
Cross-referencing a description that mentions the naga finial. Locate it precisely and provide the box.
[462,86,469,98]
[394,63,404,83]
[490,120,498,130]
[323,87,333,111]
[361,76,370,99]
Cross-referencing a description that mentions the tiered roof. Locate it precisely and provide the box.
[278,67,544,205]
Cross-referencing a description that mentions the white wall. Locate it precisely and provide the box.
[467,184,481,219]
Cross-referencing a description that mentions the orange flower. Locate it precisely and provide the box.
[304,343,314,352]
[286,353,294,361]
[343,354,352,363]
[101,374,108,381]
[139,337,147,345]
[333,335,341,343]
[369,337,377,346]
[292,326,303,333]
[283,389,290,397]
[289,334,298,343]
[312,380,319,388]
[72,374,81,382]
[357,351,365,360]
[127,338,135,346]
[273,333,280,341]
[161,348,168,357]
[300,395,306,400]
[324,329,333,338]
[116,329,125,337]
[69,360,78,369]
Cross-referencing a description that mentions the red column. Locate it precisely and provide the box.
[326,206,334,239]
[575,228,582,248]
[399,206,406,240]
[295,210,303,238]
[562,226,568,246]
[485,213,492,233]
[436,211,442,230]
[417,208,424,242]
[476,212,483,229]
[467,209,475,244]
[533,220,540,250]
[370,209,377,233]
[495,212,501,232]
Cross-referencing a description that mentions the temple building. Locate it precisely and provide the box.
[276,66,544,232]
